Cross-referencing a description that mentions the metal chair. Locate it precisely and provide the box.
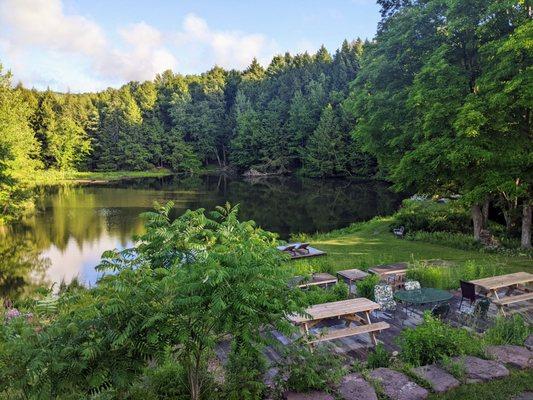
[431,302,451,320]
[459,280,481,311]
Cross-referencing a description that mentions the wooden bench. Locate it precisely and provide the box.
[492,292,533,306]
[308,321,390,344]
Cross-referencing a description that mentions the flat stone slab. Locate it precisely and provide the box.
[514,392,533,400]
[525,335,533,351]
[370,368,429,400]
[338,373,378,400]
[285,391,335,400]
[486,345,533,369]
[412,364,460,393]
[452,356,509,383]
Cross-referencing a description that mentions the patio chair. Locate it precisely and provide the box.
[473,298,490,320]
[431,302,450,320]
[459,280,482,311]
[404,280,421,291]
[393,226,405,238]
[374,284,397,317]
[282,244,297,256]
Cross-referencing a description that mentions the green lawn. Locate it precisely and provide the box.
[290,217,532,275]
[30,169,173,185]
[428,369,533,400]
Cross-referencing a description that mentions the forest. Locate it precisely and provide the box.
[0,0,531,244]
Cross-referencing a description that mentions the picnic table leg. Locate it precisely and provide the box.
[364,311,378,345]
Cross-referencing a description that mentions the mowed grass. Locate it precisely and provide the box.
[289,217,533,275]
[428,369,533,400]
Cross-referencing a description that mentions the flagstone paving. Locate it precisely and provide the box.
[412,364,460,393]
[338,373,377,400]
[369,367,429,400]
[486,345,533,369]
[451,355,509,383]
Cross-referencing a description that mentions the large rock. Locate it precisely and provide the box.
[338,373,378,400]
[513,392,533,400]
[284,391,335,400]
[370,368,429,400]
[452,356,509,383]
[412,364,460,393]
[525,335,533,351]
[486,345,533,369]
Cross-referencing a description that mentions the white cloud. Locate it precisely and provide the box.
[0,0,176,90]
[0,1,278,91]
[175,13,278,71]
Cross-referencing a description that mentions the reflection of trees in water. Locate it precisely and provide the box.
[0,225,50,299]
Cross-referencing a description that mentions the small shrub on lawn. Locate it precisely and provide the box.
[397,313,484,366]
[366,343,391,369]
[275,344,346,393]
[356,275,381,301]
[406,260,503,290]
[392,199,471,234]
[484,315,532,346]
[300,282,349,306]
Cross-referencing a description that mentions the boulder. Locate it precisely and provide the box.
[338,373,378,400]
[513,392,533,400]
[486,345,533,369]
[284,391,335,400]
[412,364,460,393]
[525,335,533,351]
[452,356,509,383]
[370,368,429,400]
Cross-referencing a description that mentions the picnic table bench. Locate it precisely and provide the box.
[469,272,533,316]
[295,272,338,289]
[288,298,390,346]
[368,262,409,289]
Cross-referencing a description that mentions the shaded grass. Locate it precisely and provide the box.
[289,217,532,277]
[29,169,173,185]
[428,369,533,400]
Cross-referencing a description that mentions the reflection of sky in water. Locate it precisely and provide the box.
[42,233,133,287]
[17,176,402,289]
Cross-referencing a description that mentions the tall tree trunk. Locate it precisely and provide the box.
[521,202,532,249]
[482,198,490,229]
[472,204,483,241]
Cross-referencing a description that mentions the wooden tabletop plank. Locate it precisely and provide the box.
[288,298,380,324]
[469,272,533,290]
[337,269,369,281]
[368,262,408,276]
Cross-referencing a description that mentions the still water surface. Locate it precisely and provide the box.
[1,175,402,294]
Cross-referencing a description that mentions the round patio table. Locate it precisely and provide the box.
[394,288,453,305]
[394,288,453,321]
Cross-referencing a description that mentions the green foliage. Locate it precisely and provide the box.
[484,315,532,346]
[300,281,349,307]
[405,231,481,251]
[406,260,503,290]
[366,343,391,369]
[275,344,345,393]
[397,313,484,366]
[356,275,380,301]
[393,200,472,234]
[0,203,302,400]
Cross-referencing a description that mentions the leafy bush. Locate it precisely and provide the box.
[300,281,349,307]
[392,199,471,234]
[397,313,484,366]
[405,231,481,251]
[275,344,345,393]
[484,315,532,346]
[356,275,380,300]
[366,343,391,369]
[406,260,503,290]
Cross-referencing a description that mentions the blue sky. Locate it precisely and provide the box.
[0,0,380,92]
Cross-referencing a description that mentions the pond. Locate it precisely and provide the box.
[1,174,403,296]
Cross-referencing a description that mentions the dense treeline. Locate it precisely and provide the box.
[0,0,531,246]
[346,0,532,248]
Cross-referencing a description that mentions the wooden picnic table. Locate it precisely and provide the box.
[469,272,533,315]
[368,262,409,276]
[337,268,369,294]
[288,298,389,346]
[296,272,337,289]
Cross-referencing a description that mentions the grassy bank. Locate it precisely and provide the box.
[29,169,173,185]
[290,217,533,276]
